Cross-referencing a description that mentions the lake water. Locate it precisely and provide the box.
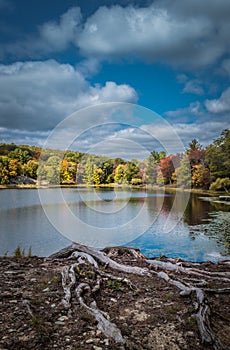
[0,188,229,262]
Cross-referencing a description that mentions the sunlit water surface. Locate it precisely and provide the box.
[0,188,229,262]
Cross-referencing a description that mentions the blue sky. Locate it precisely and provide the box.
[0,0,229,158]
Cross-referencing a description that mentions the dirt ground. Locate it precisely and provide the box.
[0,247,229,350]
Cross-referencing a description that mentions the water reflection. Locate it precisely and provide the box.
[0,188,229,261]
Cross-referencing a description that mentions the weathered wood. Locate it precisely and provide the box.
[50,242,150,276]
[76,283,125,346]
[51,243,230,350]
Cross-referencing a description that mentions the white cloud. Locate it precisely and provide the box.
[73,118,229,159]
[164,98,230,147]
[172,121,230,147]
[38,7,81,52]
[2,2,230,68]
[77,4,217,68]
[0,60,138,133]
[205,87,230,114]
[1,7,81,58]
[182,80,204,96]
[73,1,230,68]
[166,101,202,121]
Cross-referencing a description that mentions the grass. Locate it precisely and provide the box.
[13,245,32,257]
[107,279,124,291]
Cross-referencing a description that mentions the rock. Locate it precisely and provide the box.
[187,331,194,337]
[54,321,65,325]
[110,298,117,302]
[57,316,68,322]
[9,176,36,185]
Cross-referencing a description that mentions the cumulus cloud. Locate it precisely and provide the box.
[2,1,230,68]
[74,0,230,68]
[77,4,216,68]
[0,60,138,133]
[205,87,230,114]
[38,7,81,52]
[1,7,81,58]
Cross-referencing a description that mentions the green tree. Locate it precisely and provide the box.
[64,151,82,164]
[210,177,230,192]
[93,166,105,185]
[84,159,95,184]
[146,151,166,184]
[124,161,139,184]
[46,167,60,184]
[101,160,114,183]
[188,139,202,151]
[173,156,191,188]
[76,163,85,184]
[205,129,230,182]
[25,160,38,179]
[45,156,61,184]
[114,164,125,184]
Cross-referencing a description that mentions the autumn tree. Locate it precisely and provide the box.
[192,164,210,189]
[159,155,175,184]
[25,160,38,179]
[0,161,9,184]
[8,159,20,177]
[186,139,210,189]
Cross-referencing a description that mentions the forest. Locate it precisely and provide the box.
[0,129,229,191]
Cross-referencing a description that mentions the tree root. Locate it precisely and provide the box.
[50,242,230,349]
[76,282,125,346]
[50,242,150,276]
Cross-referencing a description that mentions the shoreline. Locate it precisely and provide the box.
[0,183,224,196]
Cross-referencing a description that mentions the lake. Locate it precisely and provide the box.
[0,188,229,262]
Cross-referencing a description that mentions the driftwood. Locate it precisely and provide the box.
[49,242,230,350]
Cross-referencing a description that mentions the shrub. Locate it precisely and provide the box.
[210,177,230,192]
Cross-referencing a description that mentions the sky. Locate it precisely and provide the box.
[0,0,230,159]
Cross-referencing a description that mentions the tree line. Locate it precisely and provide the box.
[0,129,229,191]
